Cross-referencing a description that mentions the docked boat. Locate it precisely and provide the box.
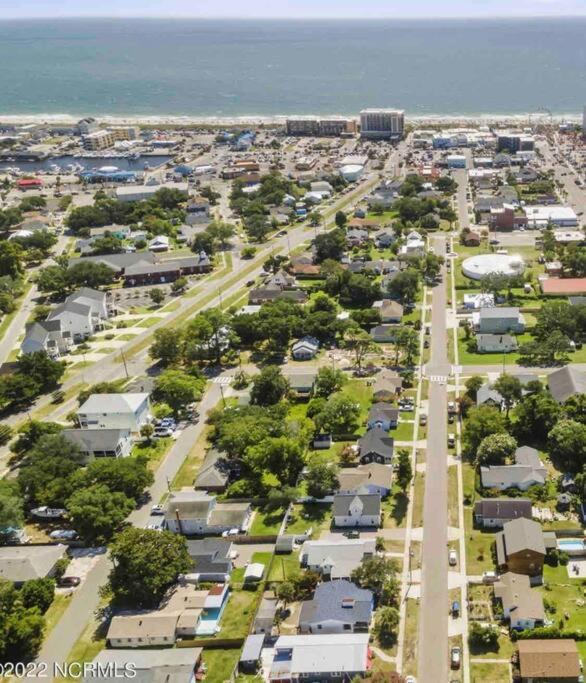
[30,506,67,519]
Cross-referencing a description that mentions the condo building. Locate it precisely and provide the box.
[360,108,405,140]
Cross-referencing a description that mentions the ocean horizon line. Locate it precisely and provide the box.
[0,15,585,22]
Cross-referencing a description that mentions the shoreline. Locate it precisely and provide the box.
[0,112,582,128]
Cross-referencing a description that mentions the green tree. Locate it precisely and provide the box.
[10,420,62,456]
[314,367,346,398]
[250,366,289,406]
[313,228,346,262]
[153,369,205,416]
[0,241,24,279]
[1,605,45,662]
[373,606,400,646]
[547,419,586,472]
[17,351,65,390]
[74,457,154,502]
[108,528,191,608]
[343,327,376,370]
[20,578,54,614]
[0,480,24,543]
[67,484,134,544]
[314,393,360,435]
[184,309,232,365]
[493,374,523,417]
[563,394,586,424]
[171,276,188,294]
[513,391,561,443]
[468,621,499,648]
[305,462,339,499]
[78,381,123,406]
[464,376,484,400]
[246,436,305,487]
[140,423,154,444]
[148,288,165,306]
[476,433,517,466]
[395,327,419,366]
[462,406,507,458]
[36,265,70,296]
[395,448,413,490]
[334,211,347,228]
[150,327,184,366]
[387,269,420,305]
[351,557,399,606]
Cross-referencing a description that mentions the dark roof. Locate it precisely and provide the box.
[474,498,533,521]
[194,448,230,490]
[368,403,399,423]
[69,252,156,272]
[547,366,586,403]
[333,493,381,517]
[186,539,232,575]
[358,427,394,458]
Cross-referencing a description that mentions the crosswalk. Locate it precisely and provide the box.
[428,375,448,383]
[211,376,233,386]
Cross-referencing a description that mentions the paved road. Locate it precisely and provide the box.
[418,235,451,682]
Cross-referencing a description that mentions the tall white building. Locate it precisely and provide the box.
[360,108,405,140]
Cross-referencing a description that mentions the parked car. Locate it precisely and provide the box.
[419,414,427,426]
[154,427,174,438]
[50,529,78,541]
[448,434,455,448]
[222,528,240,538]
[151,504,165,515]
[450,647,461,669]
[451,601,460,617]
[344,530,360,539]
[482,571,499,584]
[448,549,458,566]
[57,576,81,588]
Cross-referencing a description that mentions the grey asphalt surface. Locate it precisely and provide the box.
[418,234,451,682]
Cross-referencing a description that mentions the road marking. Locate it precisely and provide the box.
[428,375,447,383]
[211,376,232,385]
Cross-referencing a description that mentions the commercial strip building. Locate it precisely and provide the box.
[285,116,357,137]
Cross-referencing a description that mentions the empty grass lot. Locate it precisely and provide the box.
[470,662,511,683]
[201,649,241,683]
[464,508,496,575]
[285,503,331,537]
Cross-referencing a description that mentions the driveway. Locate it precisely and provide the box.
[232,543,276,568]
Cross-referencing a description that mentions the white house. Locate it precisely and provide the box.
[292,336,320,360]
[494,573,545,630]
[76,393,151,434]
[300,539,376,579]
[400,231,425,256]
[164,490,251,536]
[62,428,133,460]
[148,235,170,252]
[21,320,72,358]
[332,494,381,528]
[46,301,95,341]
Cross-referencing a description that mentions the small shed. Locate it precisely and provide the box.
[239,634,265,673]
[243,562,265,584]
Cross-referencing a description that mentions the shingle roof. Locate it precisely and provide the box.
[500,518,546,557]
[78,393,149,415]
[301,539,376,580]
[368,403,399,423]
[333,493,381,517]
[474,498,532,521]
[547,366,586,403]
[299,580,373,628]
[358,427,394,459]
[0,544,67,582]
[494,572,545,623]
[194,448,229,490]
[518,639,580,679]
[62,428,130,453]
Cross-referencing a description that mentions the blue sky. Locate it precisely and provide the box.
[1,0,585,18]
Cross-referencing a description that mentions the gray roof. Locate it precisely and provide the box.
[368,403,399,423]
[300,539,376,579]
[241,634,265,663]
[481,463,546,489]
[547,366,586,403]
[86,648,202,683]
[69,252,156,272]
[514,446,543,469]
[476,383,504,406]
[62,428,130,453]
[479,307,520,320]
[287,371,317,390]
[78,393,148,415]
[194,448,229,490]
[476,334,518,350]
[494,572,545,622]
[23,319,63,344]
[474,498,533,521]
[358,427,394,459]
[338,464,393,493]
[333,493,381,517]
[299,580,373,628]
[186,538,232,575]
[165,491,214,521]
[0,544,67,582]
[500,518,546,557]
[254,594,278,631]
[67,287,107,303]
[47,300,92,320]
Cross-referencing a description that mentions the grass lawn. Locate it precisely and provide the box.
[268,553,301,582]
[160,300,181,312]
[470,632,515,660]
[171,423,212,489]
[249,507,286,536]
[132,437,172,469]
[136,316,161,328]
[462,462,476,504]
[220,587,263,638]
[340,379,373,433]
[285,503,331,537]
[402,597,420,677]
[202,649,241,683]
[448,465,460,527]
[412,471,425,528]
[539,564,586,632]
[456,328,532,365]
[464,508,496,575]
[382,485,409,528]
[390,420,415,442]
[470,662,511,683]
[116,333,139,341]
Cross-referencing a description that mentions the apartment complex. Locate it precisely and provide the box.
[82,126,140,150]
[285,116,357,137]
[360,108,404,140]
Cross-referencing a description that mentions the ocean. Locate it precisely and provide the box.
[0,17,584,118]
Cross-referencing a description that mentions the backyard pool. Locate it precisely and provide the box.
[557,539,586,556]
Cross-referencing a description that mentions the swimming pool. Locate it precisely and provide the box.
[557,539,586,555]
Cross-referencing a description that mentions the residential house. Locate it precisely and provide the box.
[495,518,546,577]
[370,324,400,343]
[517,639,581,682]
[253,592,278,635]
[0,545,67,585]
[547,366,586,403]
[367,179,403,208]
[481,446,547,491]
[148,235,170,252]
[333,493,381,528]
[300,539,376,579]
[267,269,297,289]
[489,204,528,231]
[66,287,111,320]
[473,499,533,529]
[374,230,395,248]
[193,448,230,492]
[463,293,495,310]
[45,301,96,341]
[494,572,545,630]
[287,371,317,398]
[291,336,320,361]
[185,539,233,582]
[268,633,370,682]
[86,648,203,683]
[474,307,525,334]
[248,287,308,305]
[186,197,210,225]
[239,634,265,674]
[476,334,519,354]
[367,403,399,430]
[372,299,403,323]
[107,613,179,648]
[357,427,394,465]
[289,255,321,278]
[21,320,72,358]
[476,383,505,408]
[400,231,425,256]
[164,490,251,536]
[337,463,393,497]
[62,428,133,460]
[346,228,369,246]
[88,225,131,240]
[77,393,151,434]
[373,369,402,401]
[462,231,482,246]
[299,580,373,635]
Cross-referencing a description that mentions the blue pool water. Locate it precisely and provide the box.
[557,540,585,552]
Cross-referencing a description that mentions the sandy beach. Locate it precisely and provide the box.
[0,112,581,128]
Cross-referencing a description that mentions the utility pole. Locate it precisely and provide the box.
[120,348,129,379]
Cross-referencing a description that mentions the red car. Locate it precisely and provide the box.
[57,576,81,588]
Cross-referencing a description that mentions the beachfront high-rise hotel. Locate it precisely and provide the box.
[360,109,405,140]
